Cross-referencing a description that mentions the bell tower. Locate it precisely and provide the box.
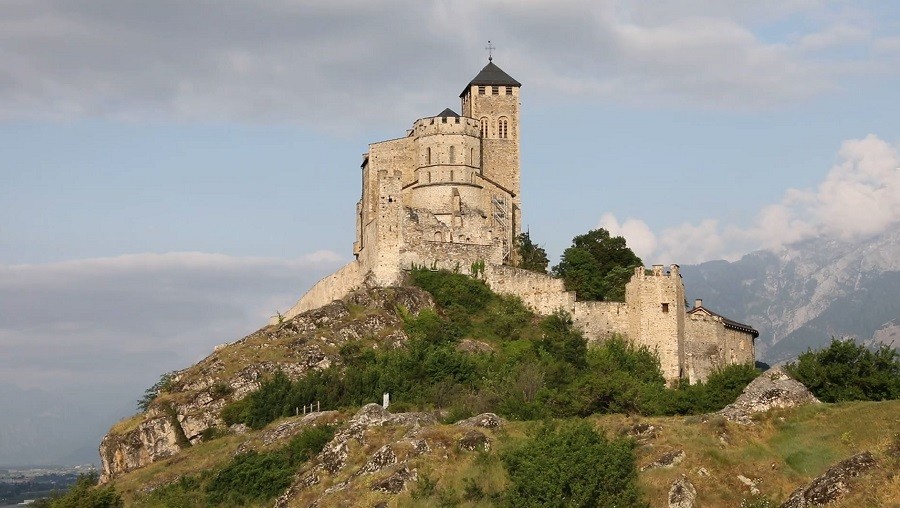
[460,58,522,256]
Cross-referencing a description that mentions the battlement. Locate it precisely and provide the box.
[412,116,482,137]
[633,264,681,279]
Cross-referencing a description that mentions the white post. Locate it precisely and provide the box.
[383,392,390,409]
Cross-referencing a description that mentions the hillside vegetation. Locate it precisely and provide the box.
[81,270,900,507]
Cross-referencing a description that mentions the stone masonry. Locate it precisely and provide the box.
[279,60,757,384]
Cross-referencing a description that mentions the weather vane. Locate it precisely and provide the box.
[485,40,495,62]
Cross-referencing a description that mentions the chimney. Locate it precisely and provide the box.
[694,299,703,309]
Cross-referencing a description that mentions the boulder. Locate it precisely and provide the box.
[668,476,697,508]
[641,449,685,471]
[718,367,820,424]
[780,451,877,507]
[455,413,504,429]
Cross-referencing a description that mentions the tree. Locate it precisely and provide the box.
[32,473,122,508]
[515,231,550,273]
[552,228,642,301]
[785,338,900,402]
[137,371,177,411]
[502,421,647,507]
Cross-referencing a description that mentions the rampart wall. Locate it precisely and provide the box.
[484,265,575,315]
[279,260,364,322]
[572,301,629,346]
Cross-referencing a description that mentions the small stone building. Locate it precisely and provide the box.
[280,60,758,383]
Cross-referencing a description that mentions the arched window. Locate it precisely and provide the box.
[480,117,489,138]
[434,231,443,241]
[498,117,508,139]
[449,145,455,164]
[426,147,431,165]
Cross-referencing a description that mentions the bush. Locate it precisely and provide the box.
[205,426,333,505]
[502,421,647,507]
[33,473,122,508]
[785,339,900,402]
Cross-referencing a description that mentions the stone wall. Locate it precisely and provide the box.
[280,260,364,322]
[685,316,726,383]
[484,265,575,315]
[573,301,629,346]
[625,265,686,383]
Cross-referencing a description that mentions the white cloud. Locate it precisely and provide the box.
[598,212,657,261]
[0,251,343,390]
[0,1,890,125]
[600,135,900,264]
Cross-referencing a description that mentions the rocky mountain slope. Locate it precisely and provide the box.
[682,228,900,364]
[99,286,434,482]
[97,283,900,507]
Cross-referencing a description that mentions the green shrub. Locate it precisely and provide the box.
[33,473,122,508]
[205,426,333,505]
[785,339,900,402]
[502,421,647,507]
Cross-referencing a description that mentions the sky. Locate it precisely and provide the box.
[1,0,900,464]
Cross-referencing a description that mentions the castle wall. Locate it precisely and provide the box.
[724,328,755,366]
[685,316,726,384]
[279,260,364,322]
[572,301,629,346]
[484,265,575,315]
[400,241,500,273]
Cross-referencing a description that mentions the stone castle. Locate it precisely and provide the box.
[281,60,758,384]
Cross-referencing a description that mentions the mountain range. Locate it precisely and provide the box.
[682,227,900,364]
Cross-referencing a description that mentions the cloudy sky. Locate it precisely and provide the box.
[2,0,900,464]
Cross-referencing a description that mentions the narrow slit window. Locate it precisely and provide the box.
[661,303,669,313]
[449,145,455,164]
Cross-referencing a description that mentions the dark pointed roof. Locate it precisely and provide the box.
[460,61,521,97]
[437,108,459,118]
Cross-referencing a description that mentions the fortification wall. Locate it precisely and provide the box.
[400,242,499,273]
[279,260,364,322]
[484,265,575,315]
[572,301,629,346]
[685,316,726,383]
[725,328,755,366]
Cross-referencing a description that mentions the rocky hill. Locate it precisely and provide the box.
[681,228,900,364]
[97,280,900,507]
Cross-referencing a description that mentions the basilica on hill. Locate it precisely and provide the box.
[280,59,757,384]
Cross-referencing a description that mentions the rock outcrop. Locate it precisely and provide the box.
[718,367,820,424]
[98,287,434,482]
[668,476,696,508]
[273,403,494,506]
[780,451,877,507]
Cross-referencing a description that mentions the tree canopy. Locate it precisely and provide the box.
[514,231,550,273]
[785,338,900,402]
[552,228,642,301]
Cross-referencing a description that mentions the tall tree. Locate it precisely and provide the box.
[514,231,550,273]
[553,228,642,301]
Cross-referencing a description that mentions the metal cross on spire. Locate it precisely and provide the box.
[485,40,495,62]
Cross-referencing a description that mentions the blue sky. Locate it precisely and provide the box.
[1,0,900,464]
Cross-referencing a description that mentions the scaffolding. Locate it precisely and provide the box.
[492,195,511,262]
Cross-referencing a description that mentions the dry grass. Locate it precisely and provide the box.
[108,398,900,507]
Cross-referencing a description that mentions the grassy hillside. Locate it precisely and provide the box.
[88,269,899,507]
[105,399,900,507]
